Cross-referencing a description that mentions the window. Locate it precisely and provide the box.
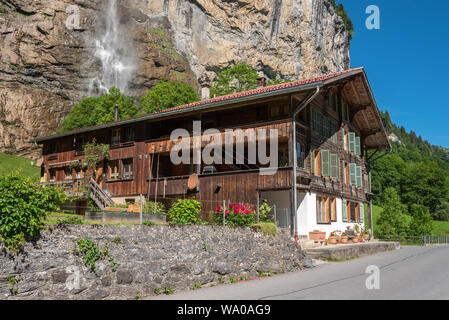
[317,196,336,224]
[76,137,86,152]
[331,198,337,221]
[122,159,133,179]
[49,142,59,154]
[317,196,330,224]
[111,129,121,145]
[64,168,72,180]
[49,169,56,181]
[345,162,349,184]
[348,132,356,153]
[123,127,135,143]
[312,109,322,135]
[109,160,119,180]
[344,200,361,223]
[311,149,321,175]
[296,142,305,168]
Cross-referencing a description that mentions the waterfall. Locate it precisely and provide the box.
[89,0,135,95]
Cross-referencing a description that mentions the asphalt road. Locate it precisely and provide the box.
[150,246,449,300]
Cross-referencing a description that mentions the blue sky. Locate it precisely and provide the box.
[342,0,449,148]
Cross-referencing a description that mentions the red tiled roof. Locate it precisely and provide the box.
[35,67,364,142]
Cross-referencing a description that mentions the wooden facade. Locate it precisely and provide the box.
[36,68,389,222]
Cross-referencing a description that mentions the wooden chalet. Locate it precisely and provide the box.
[34,67,390,238]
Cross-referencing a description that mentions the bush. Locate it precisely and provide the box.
[57,216,84,225]
[215,203,256,226]
[0,173,66,251]
[258,200,273,222]
[167,199,201,225]
[143,201,165,214]
[253,222,277,236]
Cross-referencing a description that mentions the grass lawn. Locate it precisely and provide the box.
[0,153,40,182]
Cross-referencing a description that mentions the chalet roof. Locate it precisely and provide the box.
[34,67,390,150]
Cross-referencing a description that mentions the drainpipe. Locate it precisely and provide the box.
[292,86,321,241]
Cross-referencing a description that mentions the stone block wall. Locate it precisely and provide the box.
[0,225,304,300]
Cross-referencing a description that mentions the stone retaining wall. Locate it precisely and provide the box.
[0,225,304,300]
[304,242,401,260]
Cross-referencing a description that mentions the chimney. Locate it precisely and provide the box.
[114,104,119,121]
[257,77,266,88]
[201,83,211,100]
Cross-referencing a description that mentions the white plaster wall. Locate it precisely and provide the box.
[296,192,365,238]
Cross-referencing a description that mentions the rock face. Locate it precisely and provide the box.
[0,0,350,158]
[0,225,304,300]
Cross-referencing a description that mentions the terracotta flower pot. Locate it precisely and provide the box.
[353,237,359,243]
[329,237,337,244]
[359,237,366,243]
[341,236,348,244]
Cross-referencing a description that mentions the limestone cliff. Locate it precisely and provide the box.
[0,0,350,158]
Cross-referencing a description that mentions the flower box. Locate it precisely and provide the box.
[309,231,326,243]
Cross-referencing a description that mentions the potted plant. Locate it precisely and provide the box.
[329,230,341,244]
[341,232,349,243]
[309,230,326,243]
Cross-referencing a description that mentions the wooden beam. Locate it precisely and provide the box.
[350,104,370,122]
[360,128,382,138]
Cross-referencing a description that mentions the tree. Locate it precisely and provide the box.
[210,62,259,97]
[59,87,138,133]
[140,80,199,114]
[409,204,433,236]
[370,154,407,206]
[377,188,410,236]
[401,161,449,217]
[435,201,449,221]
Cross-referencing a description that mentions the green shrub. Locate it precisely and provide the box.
[57,216,84,225]
[215,203,256,226]
[111,203,129,209]
[258,200,273,223]
[167,199,201,225]
[0,173,66,251]
[253,222,277,236]
[143,201,165,214]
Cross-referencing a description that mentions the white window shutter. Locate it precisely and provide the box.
[356,166,362,188]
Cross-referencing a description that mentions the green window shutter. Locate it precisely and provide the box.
[342,160,346,184]
[360,203,365,223]
[330,154,338,179]
[342,199,348,222]
[349,163,356,185]
[348,132,355,153]
[341,98,345,120]
[355,136,361,156]
[328,93,332,109]
[321,150,330,177]
[323,115,329,138]
[346,104,350,122]
[356,166,362,188]
[342,128,345,150]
